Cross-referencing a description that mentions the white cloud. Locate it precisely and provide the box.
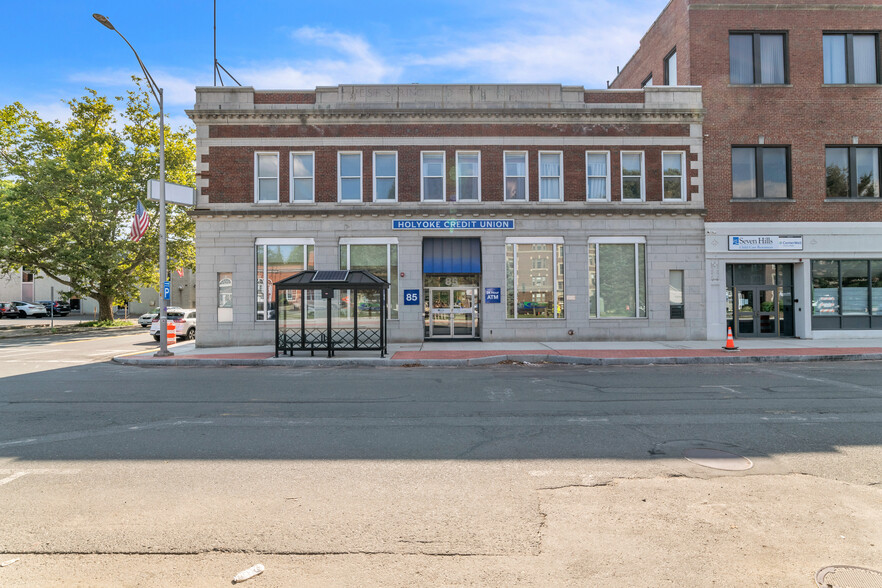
[234,26,402,89]
[402,0,658,87]
[68,68,198,108]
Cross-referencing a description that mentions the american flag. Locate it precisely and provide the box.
[130,199,150,242]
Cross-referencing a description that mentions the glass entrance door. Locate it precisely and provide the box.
[734,286,779,337]
[426,287,478,338]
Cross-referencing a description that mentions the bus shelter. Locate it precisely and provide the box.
[274,270,389,358]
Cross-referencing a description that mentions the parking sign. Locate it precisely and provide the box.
[163,281,171,300]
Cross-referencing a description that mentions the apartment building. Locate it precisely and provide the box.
[612,0,882,339]
[187,84,706,346]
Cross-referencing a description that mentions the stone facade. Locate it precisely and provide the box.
[188,84,707,347]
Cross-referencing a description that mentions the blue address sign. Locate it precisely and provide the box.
[393,219,514,230]
[403,289,421,305]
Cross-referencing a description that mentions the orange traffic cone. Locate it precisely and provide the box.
[722,326,739,351]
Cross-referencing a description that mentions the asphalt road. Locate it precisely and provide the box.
[1,332,881,586]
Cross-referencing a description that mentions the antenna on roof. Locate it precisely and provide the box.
[213,0,242,87]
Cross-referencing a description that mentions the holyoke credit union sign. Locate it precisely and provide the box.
[393,219,515,230]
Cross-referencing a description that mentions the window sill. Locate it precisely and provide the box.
[589,317,649,320]
[729,198,793,203]
[506,317,567,321]
[821,83,881,88]
[824,198,882,202]
[727,84,793,88]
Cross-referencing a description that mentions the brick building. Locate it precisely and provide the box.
[612,0,882,339]
[187,84,706,347]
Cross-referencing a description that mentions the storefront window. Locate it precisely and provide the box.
[812,260,841,316]
[255,242,314,321]
[589,240,646,318]
[841,260,869,315]
[505,242,565,319]
[339,241,398,319]
[872,261,882,316]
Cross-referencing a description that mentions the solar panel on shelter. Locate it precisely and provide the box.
[312,270,349,282]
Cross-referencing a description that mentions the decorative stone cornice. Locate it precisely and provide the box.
[186,108,703,126]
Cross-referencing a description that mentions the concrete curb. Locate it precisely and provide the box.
[112,351,882,368]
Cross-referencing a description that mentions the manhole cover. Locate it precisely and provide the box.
[682,448,753,471]
[816,566,882,588]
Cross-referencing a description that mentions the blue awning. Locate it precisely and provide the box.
[423,238,481,274]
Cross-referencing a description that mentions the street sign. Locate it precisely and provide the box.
[163,281,171,300]
[403,289,420,305]
[147,179,196,206]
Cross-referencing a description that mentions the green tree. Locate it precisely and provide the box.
[0,82,195,320]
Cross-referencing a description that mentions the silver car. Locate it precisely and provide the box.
[138,306,182,328]
[12,301,48,318]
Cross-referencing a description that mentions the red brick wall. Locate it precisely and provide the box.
[583,91,644,103]
[613,0,882,222]
[253,92,316,104]
[611,0,690,89]
[204,144,698,205]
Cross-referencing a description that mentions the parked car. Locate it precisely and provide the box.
[11,301,48,318]
[36,300,71,316]
[0,302,21,319]
[138,306,182,328]
[150,309,196,342]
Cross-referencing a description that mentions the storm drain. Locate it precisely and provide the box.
[681,448,753,471]
[816,566,882,588]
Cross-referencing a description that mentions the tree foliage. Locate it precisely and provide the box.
[0,82,195,320]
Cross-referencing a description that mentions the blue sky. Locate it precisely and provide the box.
[1,0,667,128]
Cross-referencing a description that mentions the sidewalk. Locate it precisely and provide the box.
[113,336,882,367]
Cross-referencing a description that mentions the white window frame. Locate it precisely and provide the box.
[421,151,446,202]
[289,151,315,204]
[339,237,400,319]
[664,48,677,86]
[620,151,646,202]
[372,151,398,203]
[255,238,315,322]
[337,151,363,203]
[661,151,687,201]
[505,237,566,320]
[254,152,279,203]
[588,236,647,319]
[585,150,611,201]
[538,151,564,201]
[503,151,529,201]
[455,151,481,202]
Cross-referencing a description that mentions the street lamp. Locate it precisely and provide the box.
[93,13,172,357]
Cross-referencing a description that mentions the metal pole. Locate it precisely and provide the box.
[92,14,172,357]
[213,0,217,86]
[156,88,172,356]
[50,286,55,330]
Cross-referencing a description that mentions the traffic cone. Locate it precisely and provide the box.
[722,326,739,351]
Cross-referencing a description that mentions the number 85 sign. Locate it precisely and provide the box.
[403,289,420,305]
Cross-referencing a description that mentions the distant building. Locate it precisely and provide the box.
[0,268,195,316]
[612,0,882,339]
[187,84,706,346]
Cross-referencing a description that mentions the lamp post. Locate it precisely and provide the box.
[93,13,172,357]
